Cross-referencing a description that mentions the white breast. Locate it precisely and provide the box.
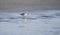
[24,13,28,16]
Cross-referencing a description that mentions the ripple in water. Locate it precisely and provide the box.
[0,13,60,22]
[55,13,60,16]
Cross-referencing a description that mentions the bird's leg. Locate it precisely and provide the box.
[23,16,25,19]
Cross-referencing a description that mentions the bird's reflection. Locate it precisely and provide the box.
[20,12,28,24]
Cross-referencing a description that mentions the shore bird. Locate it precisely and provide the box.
[20,11,28,19]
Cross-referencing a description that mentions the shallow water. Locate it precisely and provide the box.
[0,11,60,35]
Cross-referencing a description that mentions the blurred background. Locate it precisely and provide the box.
[0,0,60,35]
[0,0,60,12]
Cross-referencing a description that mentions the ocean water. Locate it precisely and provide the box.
[0,10,60,35]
